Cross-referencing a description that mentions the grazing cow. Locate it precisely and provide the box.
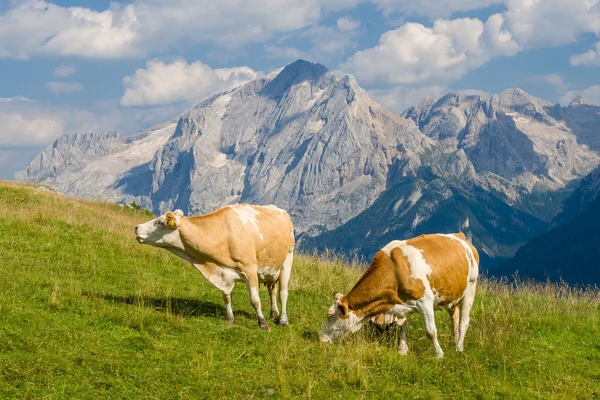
[320,233,479,358]
[135,204,294,330]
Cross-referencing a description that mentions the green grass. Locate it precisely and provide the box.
[0,181,599,399]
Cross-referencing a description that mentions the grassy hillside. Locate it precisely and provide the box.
[0,181,599,399]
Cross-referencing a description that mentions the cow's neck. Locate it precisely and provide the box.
[176,217,222,261]
[344,251,400,318]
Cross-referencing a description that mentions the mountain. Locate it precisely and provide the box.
[402,90,600,219]
[497,160,600,285]
[498,192,600,285]
[16,60,433,235]
[14,60,600,268]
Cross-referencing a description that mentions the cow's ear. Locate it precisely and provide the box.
[165,212,180,229]
[336,295,349,319]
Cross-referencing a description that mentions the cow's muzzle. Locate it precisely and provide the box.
[319,333,333,343]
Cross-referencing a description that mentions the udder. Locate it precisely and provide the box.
[257,266,281,283]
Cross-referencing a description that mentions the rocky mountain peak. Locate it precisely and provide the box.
[260,59,334,99]
[569,96,595,107]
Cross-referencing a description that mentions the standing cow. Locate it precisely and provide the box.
[135,204,295,330]
[320,233,479,358]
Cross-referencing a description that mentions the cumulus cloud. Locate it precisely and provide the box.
[45,81,84,95]
[302,23,360,58]
[570,42,600,67]
[53,63,76,77]
[0,0,341,59]
[343,17,510,85]
[344,0,599,88]
[0,97,97,147]
[501,0,600,49]
[120,59,258,107]
[559,85,600,106]
[336,16,361,32]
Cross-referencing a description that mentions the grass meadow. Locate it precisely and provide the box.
[0,181,599,399]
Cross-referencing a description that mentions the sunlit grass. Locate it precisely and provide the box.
[0,180,599,399]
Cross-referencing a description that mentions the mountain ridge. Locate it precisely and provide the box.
[14,59,600,268]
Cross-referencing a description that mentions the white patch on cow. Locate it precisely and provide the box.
[440,234,479,284]
[135,215,185,250]
[381,240,404,256]
[231,205,261,232]
[258,266,280,283]
[388,303,414,319]
[396,242,434,298]
[194,264,242,292]
[249,286,266,320]
[320,309,365,343]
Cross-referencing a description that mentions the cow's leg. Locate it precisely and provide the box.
[267,282,279,319]
[246,271,270,331]
[278,248,293,326]
[418,300,444,358]
[398,321,409,355]
[222,291,234,325]
[457,282,477,352]
[448,306,460,345]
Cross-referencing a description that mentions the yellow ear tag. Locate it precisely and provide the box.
[167,219,175,227]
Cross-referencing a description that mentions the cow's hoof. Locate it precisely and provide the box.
[278,316,289,326]
[259,318,270,331]
[270,311,279,320]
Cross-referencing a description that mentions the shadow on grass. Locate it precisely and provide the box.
[302,330,319,341]
[84,292,252,319]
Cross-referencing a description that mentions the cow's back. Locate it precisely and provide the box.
[226,204,294,268]
[401,233,478,305]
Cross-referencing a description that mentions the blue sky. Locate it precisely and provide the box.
[1,0,599,178]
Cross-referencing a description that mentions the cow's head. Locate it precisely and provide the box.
[319,293,364,343]
[135,210,184,249]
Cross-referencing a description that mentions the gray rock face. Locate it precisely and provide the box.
[14,60,600,263]
[16,60,431,234]
[403,89,600,194]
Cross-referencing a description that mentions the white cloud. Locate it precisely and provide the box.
[45,81,85,95]
[0,0,343,59]
[337,16,361,32]
[501,0,600,49]
[343,18,504,85]
[0,113,64,147]
[368,85,448,113]
[0,97,97,147]
[570,42,600,67]
[120,59,258,107]
[559,85,600,106]
[265,45,311,61]
[343,0,599,89]
[53,63,76,77]
[531,73,568,94]
[302,24,360,57]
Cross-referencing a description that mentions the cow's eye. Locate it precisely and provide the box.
[157,220,163,225]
